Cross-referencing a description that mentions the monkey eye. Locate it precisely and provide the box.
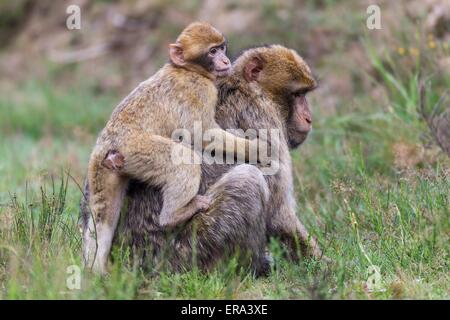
[293,89,307,97]
[209,47,218,55]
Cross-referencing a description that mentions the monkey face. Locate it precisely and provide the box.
[286,92,312,149]
[207,44,231,77]
[234,45,317,149]
[169,22,231,79]
[188,42,231,78]
[284,79,317,149]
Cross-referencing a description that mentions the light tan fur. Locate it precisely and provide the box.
[84,22,260,273]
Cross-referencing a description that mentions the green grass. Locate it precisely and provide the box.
[0,1,449,299]
[0,75,448,299]
[0,81,116,139]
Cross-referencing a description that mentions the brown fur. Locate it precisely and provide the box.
[215,45,323,260]
[83,22,261,273]
[177,22,225,61]
[81,45,325,274]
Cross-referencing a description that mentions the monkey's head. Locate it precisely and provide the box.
[234,45,317,148]
[169,22,231,80]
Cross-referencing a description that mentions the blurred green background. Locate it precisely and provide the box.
[0,0,448,299]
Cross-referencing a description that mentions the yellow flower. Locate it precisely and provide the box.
[397,47,405,55]
[428,41,436,49]
[409,47,419,56]
[349,211,358,227]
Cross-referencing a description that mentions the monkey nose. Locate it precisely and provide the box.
[223,58,230,65]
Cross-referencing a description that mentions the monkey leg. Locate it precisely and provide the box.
[164,164,270,276]
[101,150,125,171]
[120,134,205,228]
[85,157,128,273]
[79,177,90,233]
[269,210,324,262]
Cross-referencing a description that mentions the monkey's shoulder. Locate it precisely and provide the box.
[100,64,218,136]
[160,64,217,96]
[114,64,217,111]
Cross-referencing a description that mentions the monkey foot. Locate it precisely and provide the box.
[256,252,273,277]
[309,242,333,264]
[101,150,125,171]
[191,195,212,213]
[320,255,333,264]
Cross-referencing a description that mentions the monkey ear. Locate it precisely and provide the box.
[244,55,264,82]
[169,43,185,66]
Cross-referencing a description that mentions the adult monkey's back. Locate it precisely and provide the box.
[117,45,325,273]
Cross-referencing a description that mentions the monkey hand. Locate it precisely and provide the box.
[101,150,125,171]
[191,194,213,214]
[257,159,272,168]
[249,139,271,167]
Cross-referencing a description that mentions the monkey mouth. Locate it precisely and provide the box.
[215,67,231,77]
[288,138,305,149]
[287,132,309,149]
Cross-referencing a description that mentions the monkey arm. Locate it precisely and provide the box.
[202,127,263,163]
